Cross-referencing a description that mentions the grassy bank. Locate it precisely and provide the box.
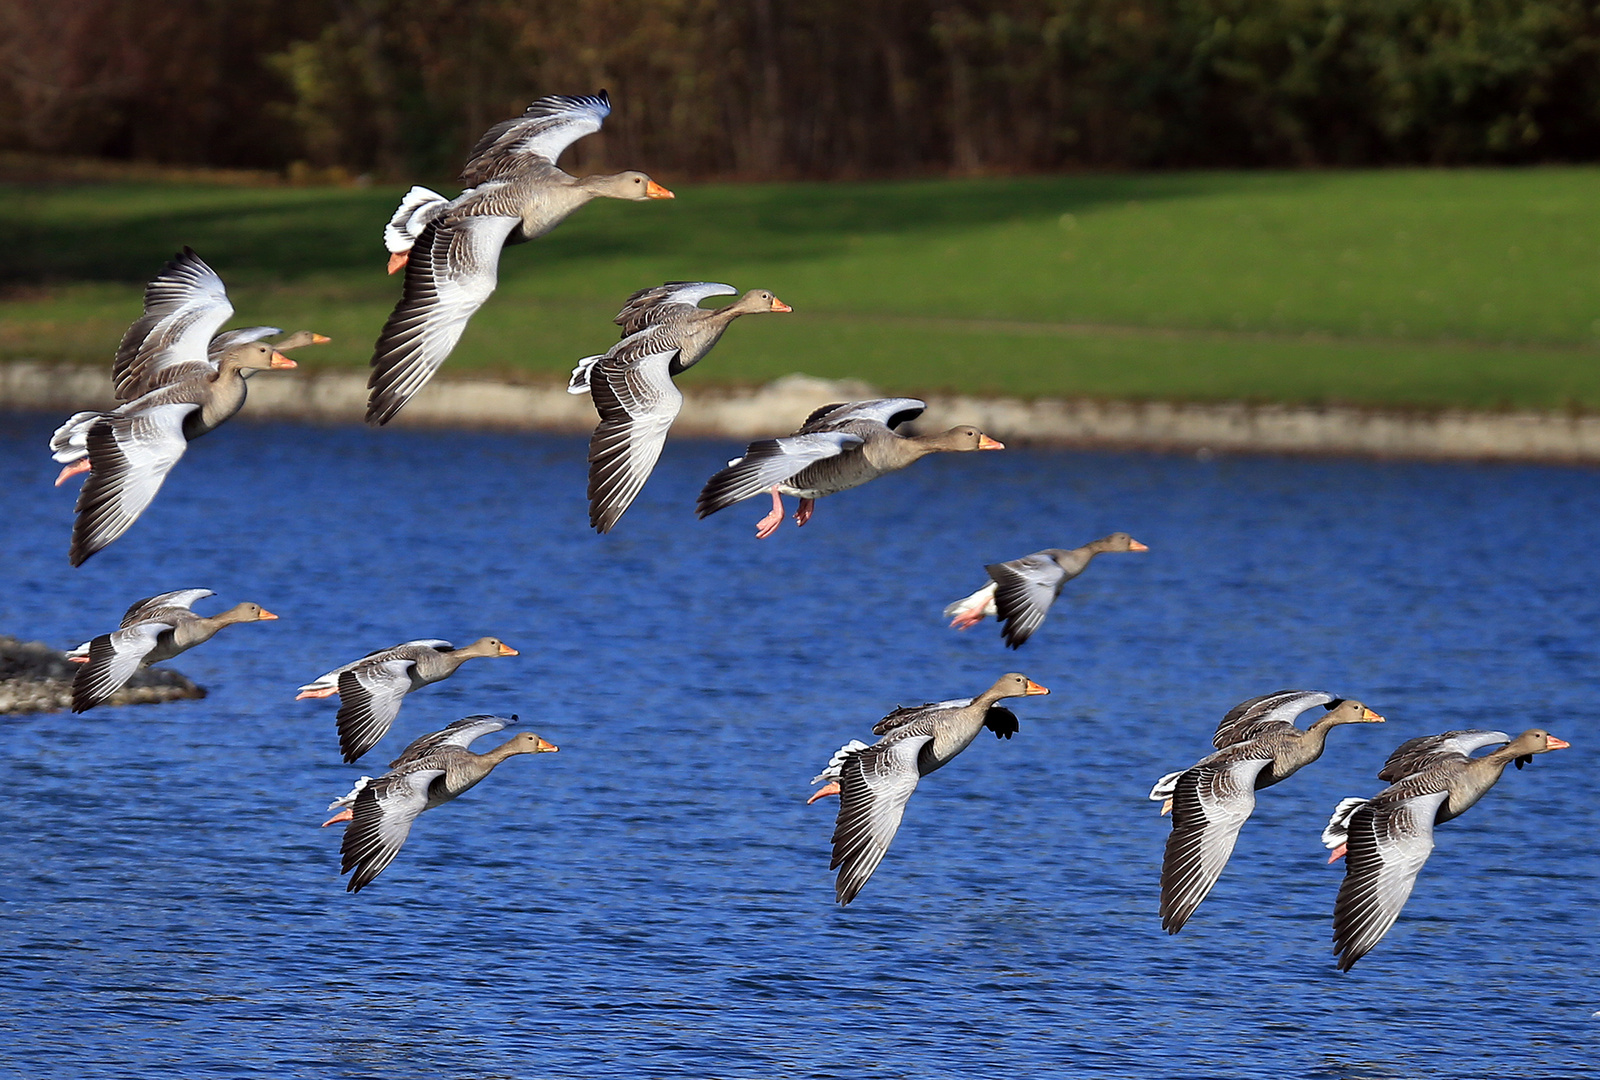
[3,169,1598,409]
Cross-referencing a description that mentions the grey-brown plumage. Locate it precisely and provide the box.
[1327,727,1569,971]
[68,589,278,712]
[809,672,1050,905]
[569,282,791,532]
[368,92,674,425]
[1150,691,1386,933]
[50,249,323,565]
[296,637,520,762]
[333,715,558,893]
[696,399,1003,537]
[944,533,1149,648]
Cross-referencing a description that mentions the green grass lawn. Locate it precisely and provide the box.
[3,169,1598,409]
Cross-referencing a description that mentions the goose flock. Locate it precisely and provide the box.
[43,92,1568,968]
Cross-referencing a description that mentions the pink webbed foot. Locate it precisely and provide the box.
[68,656,90,664]
[755,487,785,539]
[1327,844,1347,863]
[387,251,410,275]
[321,809,353,828]
[1160,797,1174,816]
[794,498,815,527]
[55,459,91,487]
[807,781,841,805]
[295,687,338,700]
[948,607,986,631]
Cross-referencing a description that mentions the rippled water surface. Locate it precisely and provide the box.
[1,413,1596,1079]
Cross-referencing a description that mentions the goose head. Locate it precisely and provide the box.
[222,341,297,376]
[987,672,1050,700]
[726,289,793,315]
[1094,532,1150,553]
[586,171,675,201]
[504,731,559,755]
[456,636,520,659]
[1506,728,1571,768]
[219,601,278,624]
[922,425,1004,452]
[1321,699,1385,726]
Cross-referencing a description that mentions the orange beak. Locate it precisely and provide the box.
[536,739,558,752]
[269,352,296,369]
[645,180,675,199]
[257,609,279,621]
[1361,707,1385,722]
[978,435,1005,450]
[498,643,519,656]
[1023,679,1050,696]
[310,333,331,345]
[1547,736,1571,750]
[1129,539,1149,552]
[770,297,793,313]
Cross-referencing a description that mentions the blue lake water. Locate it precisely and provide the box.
[0,411,1595,1079]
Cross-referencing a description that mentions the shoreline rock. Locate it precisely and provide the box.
[4,362,1599,464]
[0,635,206,715]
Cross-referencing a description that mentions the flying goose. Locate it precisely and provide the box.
[296,637,520,762]
[696,399,1003,538]
[808,672,1049,904]
[568,282,792,532]
[50,249,326,564]
[66,589,277,712]
[369,91,674,425]
[1149,690,1385,933]
[945,533,1149,648]
[327,714,558,892]
[1324,727,1569,971]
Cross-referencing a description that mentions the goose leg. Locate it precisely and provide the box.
[54,459,91,487]
[1160,797,1174,816]
[807,781,840,805]
[387,251,410,274]
[295,687,339,700]
[755,487,786,539]
[1326,844,1347,863]
[321,809,353,828]
[794,498,815,527]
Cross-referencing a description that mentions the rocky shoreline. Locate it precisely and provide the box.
[0,635,205,714]
[4,362,1600,463]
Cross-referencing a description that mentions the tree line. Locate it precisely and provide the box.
[4,0,1599,180]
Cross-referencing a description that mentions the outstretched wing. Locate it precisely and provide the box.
[70,622,172,712]
[113,248,234,400]
[872,698,970,737]
[121,589,214,626]
[986,553,1067,649]
[585,351,683,533]
[695,432,864,517]
[335,659,417,763]
[1377,730,1511,782]
[367,215,518,425]
[389,714,516,767]
[340,766,445,893]
[613,281,737,335]
[460,91,611,185]
[1159,753,1273,933]
[1212,689,1337,749]
[1331,787,1450,970]
[69,403,197,566]
[798,398,925,434]
[830,734,933,905]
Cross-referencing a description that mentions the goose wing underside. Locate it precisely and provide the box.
[1332,787,1449,970]
[829,734,933,905]
[335,659,417,763]
[1159,753,1272,933]
[69,403,197,566]
[986,553,1067,649]
[460,92,611,185]
[70,621,173,712]
[695,432,864,517]
[113,248,234,400]
[367,215,518,425]
[586,351,683,533]
[339,766,445,892]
